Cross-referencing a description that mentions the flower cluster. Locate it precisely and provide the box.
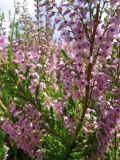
[96,106,120,157]
[0,35,9,50]
[1,103,44,159]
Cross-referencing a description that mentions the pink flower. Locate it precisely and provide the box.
[0,36,9,50]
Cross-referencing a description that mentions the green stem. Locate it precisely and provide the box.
[0,98,12,120]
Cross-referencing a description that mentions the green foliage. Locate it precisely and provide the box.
[0,145,9,160]
[0,130,5,144]
[42,134,66,160]
[1,90,9,109]
[60,49,71,61]
[67,132,98,160]
[15,21,21,39]
[0,130,8,160]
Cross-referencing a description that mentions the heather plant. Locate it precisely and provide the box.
[0,0,120,160]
